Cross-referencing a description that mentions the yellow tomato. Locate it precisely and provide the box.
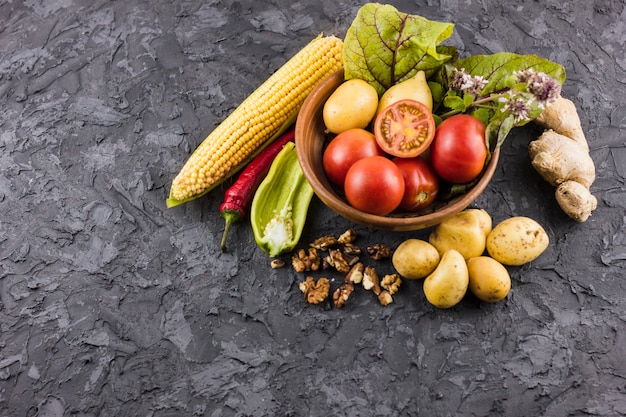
[377,70,433,114]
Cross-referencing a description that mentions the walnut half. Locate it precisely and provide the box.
[310,236,338,250]
[324,249,358,274]
[338,229,357,245]
[291,248,321,273]
[345,262,364,284]
[378,290,393,306]
[381,273,402,295]
[362,266,381,295]
[299,276,330,305]
[367,244,394,260]
[333,282,355,309]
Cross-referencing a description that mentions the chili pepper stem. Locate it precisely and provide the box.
[220,211,241,252]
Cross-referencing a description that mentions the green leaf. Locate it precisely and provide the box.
[437,181,478,201]
[428,81,446,110]
[485,112,516,151]
[443,94,467,113]
[343,3,455,96]
[455,52,566,96]
[428,60,456,110]
[463,93,475,108]
[470,107,493,127]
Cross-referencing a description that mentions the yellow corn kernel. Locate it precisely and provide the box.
[167,35,344,207]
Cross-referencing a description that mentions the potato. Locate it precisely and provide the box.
[323,79,378,134]
[423,249,468,309]
[392,239,440,280]
[467,256,511,303]
[428,209,490,260]
[469,208,493,238]
[486,216,549,266]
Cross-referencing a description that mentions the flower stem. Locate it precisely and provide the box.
[438,93,504,120]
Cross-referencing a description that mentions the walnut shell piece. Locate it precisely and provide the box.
[341,242,362,255]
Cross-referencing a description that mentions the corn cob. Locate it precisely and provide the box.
[167,34,344,208]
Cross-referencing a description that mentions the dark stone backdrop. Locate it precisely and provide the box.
[1,0,624,416]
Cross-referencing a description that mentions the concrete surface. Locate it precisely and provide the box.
[1,0,625,416]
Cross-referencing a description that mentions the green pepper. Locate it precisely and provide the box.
[250,141,314,257]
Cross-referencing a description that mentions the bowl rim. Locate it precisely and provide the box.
[296,69,499,232]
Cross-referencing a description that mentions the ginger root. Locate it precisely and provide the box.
[530,95,597,222]
[528,130,595,188]
[555,181,597,223]
[535,95,588,151]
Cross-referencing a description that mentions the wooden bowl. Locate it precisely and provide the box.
[295,69,499,232]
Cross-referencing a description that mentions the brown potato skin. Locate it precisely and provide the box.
[423,249,468,309]
[392,239,440,280]
[429,209,491,260]
[486,217,549,266]
[467,256,511,303]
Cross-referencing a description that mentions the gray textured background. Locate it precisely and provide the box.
[1,0,625,416]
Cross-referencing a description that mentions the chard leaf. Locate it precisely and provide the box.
[455,52,567,96]
[343,3,455,96]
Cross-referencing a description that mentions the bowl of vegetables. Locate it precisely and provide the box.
[295,69,500,232]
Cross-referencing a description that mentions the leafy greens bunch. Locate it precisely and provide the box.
[342,3,566,154]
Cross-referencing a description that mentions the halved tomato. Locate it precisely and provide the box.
[373,99,436,158]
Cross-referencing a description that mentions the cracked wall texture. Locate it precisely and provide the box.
[0,0,625,416]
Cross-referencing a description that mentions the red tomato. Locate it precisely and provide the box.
[323,128,384,186]
[344,156,405,216]
[393,157,439,211]
[373,99,436,158]
[429,114,487,184]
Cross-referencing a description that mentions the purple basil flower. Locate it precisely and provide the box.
[450,68,487,97]
[515,69,561,108]
[499,92,532,123]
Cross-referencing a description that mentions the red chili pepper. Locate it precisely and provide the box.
[220,129,296,252]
